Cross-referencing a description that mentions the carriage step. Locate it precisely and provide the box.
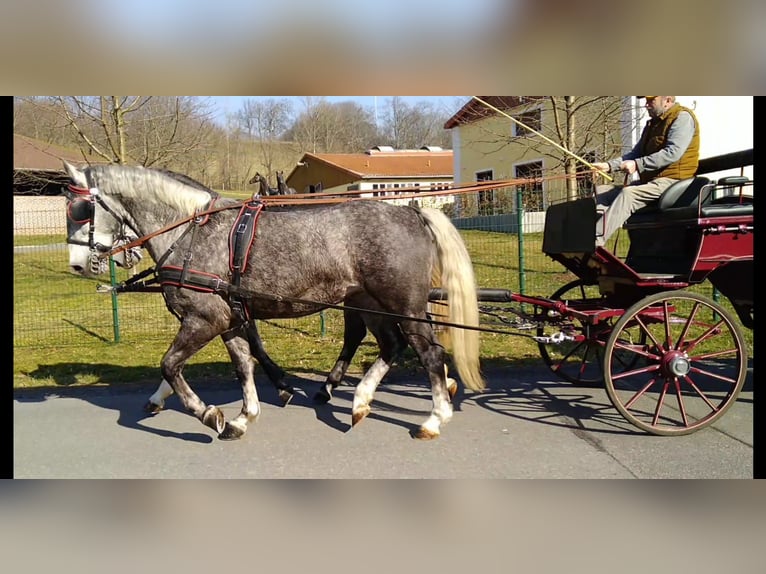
[636,273,681,280]
[430,288,514,303]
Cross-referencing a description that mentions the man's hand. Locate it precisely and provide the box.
[592,162,610,172]
[619,159,638,174]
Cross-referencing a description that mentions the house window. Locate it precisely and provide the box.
[515,161,544,211]
[476,169,494,216]
[512,108,542,138]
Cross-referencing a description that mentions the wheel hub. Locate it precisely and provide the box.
[662,351,691,377]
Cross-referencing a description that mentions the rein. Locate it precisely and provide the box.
[99,198,243,260]
[104,268,540,340]
[73,179,544,340]
[68,183,243,260]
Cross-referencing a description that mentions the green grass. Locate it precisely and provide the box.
[13,229,752,390]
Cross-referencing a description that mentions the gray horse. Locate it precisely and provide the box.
[66,168,456,409]
[64,161,483,441]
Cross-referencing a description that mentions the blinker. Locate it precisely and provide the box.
[67,197,94,223]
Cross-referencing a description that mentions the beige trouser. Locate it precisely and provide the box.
[594,177,677,246]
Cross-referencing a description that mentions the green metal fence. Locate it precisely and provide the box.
[14,193,559,349]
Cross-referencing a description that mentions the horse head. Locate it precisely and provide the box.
[250,172,280,196]
[63,161,143,277]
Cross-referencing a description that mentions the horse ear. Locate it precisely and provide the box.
[63,161,87,188]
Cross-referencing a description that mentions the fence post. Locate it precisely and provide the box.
[516,187,526,299]
[712,286,721,321]
[109,258,121,343]
[320,310,326,337]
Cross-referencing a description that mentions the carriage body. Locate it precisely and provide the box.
[445,149,754,435]
[542,177,753,320]
[524,149,753,435]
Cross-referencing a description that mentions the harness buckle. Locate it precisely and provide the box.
[231,298,248,321]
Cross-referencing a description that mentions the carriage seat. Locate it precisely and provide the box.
[698,176,754,218]
[625,176,711,226]
[624,175,752,276]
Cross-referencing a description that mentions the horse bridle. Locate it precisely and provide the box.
[65,184,140,273]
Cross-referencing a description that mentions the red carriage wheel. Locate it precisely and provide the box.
[604,290,748,435]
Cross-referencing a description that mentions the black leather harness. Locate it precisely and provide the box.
[118,201,265,322]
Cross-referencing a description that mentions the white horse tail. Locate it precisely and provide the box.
[420,208,485,392]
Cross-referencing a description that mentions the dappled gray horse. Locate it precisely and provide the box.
[66,168,455,408]
[64,162,483,441]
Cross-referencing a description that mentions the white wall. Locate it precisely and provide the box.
[644,96,753,179]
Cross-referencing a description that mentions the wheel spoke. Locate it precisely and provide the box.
[674,301,701,349]
[651,380,671,426]
[624,377,657,409]
[688,365,738,385]
[683,374,721,412]
[682,318,729,353]
[612,363,660,381]
[673,378,689,427]
[663,301,673,350]
[634,315,664,354]
[611,339,660,363]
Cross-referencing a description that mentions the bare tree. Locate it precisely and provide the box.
[467,96,626,200]
[13,97,70,143]
[380,97,452,149]
[234,98,292,182]
[331,100,379,152]
[32,96,217,168]
[286,97,378,153]
[286,96,324,154]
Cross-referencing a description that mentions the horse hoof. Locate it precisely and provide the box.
[447,378,458,400]
[202,405,225,434]
[412,427,440,440]
[351,405,370,428]
[218,422,246,441]
[278,389,294,406]
[313,385,332,404]
[143,401,163,415]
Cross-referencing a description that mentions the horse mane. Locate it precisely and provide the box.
[157,168,221,198]
[88,164,216,214]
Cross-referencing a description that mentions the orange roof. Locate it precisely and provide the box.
[14,133,87,171]
[303,149,453,179]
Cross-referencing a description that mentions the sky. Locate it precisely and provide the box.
[210,96,470,125]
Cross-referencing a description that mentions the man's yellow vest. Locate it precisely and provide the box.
[638,103,700,183]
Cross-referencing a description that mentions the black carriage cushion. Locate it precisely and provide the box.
[656,176,711,210]
[627,176,711,225]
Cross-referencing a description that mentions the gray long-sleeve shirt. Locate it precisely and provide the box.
[607,111,696,176]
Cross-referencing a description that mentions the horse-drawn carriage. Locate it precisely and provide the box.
[433,148,753,435]
[62,148,753,440]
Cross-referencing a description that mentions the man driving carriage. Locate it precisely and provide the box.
[592,96,700,246]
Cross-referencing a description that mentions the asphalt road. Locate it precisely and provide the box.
[13,363,754,478]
